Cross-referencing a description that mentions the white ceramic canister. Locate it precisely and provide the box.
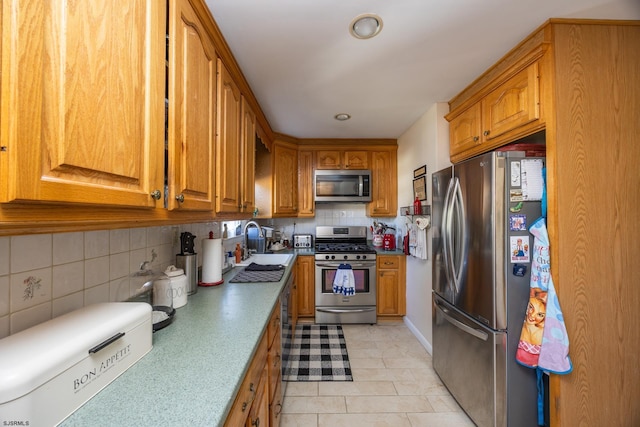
[164,265,188,308]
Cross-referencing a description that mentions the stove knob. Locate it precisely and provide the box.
[356,255,361,260]
[325,255,330,260]
[362,255,367,260]
[343,255,348,260]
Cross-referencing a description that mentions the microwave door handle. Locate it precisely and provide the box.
[358,175,364,196]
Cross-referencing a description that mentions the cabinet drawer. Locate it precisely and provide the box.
[267,303,281,347]
[378,256,400,269]
[224,333,268,427]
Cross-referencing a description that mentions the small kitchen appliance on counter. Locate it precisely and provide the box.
[0,303,152,426]
[175,232,198,295]
[293,234,313,249]
[383,232,396,250]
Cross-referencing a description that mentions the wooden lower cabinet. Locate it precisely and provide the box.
[225,301,283,427]
[296,256,315,317]
[376,255,406,317]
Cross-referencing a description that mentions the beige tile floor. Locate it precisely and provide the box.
[281,322,475,427]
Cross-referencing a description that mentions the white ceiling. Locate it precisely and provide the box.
[205,0,640,139]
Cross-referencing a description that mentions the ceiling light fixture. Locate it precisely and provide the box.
[334,113,351,121]
[349,13,383,39]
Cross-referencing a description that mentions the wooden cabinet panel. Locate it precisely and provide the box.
[224,333,268,427]
[167,0,217,210]
[297,150,315,217]
[246,365,269,427]
[216,59,242,213]
[296,256,315,317]
[447,61,542,162]
[344,151,369,169]
[241,97,257,215]
[376,255,406,317]
[1,0,165,207]
[315,150,369,169]
[449,103,482,158]
[269,378,283,427]
[315,151,341,169]
[272,142,298,216]
[368,150,397,217]
[482,62,539,141]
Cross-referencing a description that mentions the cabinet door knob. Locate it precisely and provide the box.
[473,136,479,142]
[175,194,185,203]
[483,130,490,136]
[150,190,162,200]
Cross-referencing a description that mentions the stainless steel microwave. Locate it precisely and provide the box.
[314,170,372,202]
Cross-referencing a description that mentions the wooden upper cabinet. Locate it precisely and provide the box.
[447,61,542,162]
[482,62,540,141]
[240,97,257,215]
[216,59,242,214]
[315,151,341,169]
[297,150,315,217]
[167,0,217,211]
[343,151,369,169]
[316,150,369,169]
[272,142,298,216]
[449,103,482,157]
[368,150,397,217]
[0,0,166,207]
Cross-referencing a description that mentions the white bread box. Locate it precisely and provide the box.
[0,302,152,426]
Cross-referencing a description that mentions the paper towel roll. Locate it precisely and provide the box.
[201,238,224,285]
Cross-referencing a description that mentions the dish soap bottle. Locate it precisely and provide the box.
[235,243,242,263]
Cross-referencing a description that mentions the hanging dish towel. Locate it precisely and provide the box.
[516,216,572,425]
[333,264,355,296]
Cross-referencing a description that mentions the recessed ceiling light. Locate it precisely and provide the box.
[334,113,351,121]
[349,14,383,39]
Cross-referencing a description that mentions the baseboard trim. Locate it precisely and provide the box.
[403,317,433,355]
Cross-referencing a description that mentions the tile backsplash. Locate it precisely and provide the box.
[0,204,399,339]
[0,222,221,339]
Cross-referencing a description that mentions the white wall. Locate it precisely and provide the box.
[397,102,450,354]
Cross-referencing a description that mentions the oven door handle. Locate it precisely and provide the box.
[316,307,376,313]
[315,262,375,268]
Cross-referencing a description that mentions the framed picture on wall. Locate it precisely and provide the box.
[413,165,426,178]
[413,176,427,201]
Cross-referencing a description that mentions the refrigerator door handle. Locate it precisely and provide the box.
[451,178,467,290]
[436,299,489,341]
[442,178,456,288]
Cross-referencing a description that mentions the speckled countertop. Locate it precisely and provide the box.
[61,257,297,427]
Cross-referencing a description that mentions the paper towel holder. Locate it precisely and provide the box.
[199,231,224,287]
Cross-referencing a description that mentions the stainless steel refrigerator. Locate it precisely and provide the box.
[432,151,543,427]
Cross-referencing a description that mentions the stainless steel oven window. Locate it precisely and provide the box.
[318,267,370,293]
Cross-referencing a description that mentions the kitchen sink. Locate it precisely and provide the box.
[236,253,293,267]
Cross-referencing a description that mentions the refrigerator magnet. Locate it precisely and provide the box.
[509,214,527,231]
[510,235,530,263]
[513,264,528,277]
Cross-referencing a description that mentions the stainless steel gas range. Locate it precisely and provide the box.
[314,226,377,324]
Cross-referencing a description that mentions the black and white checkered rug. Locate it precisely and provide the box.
[283,324,353,382]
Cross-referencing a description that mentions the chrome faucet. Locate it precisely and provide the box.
[242,220,264,260]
